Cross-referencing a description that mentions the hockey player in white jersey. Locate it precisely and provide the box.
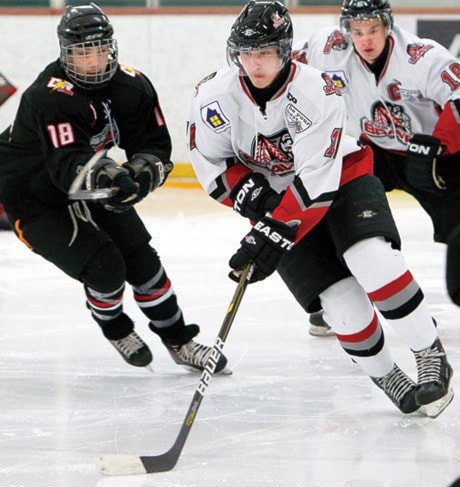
[292,0,460,332]
[188,0,453,417]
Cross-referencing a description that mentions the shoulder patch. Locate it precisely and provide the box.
[323,70,348,92]
[322,73,343,96]
[324,30,348,54]
[119,65,139,77]
[47,77,74,96]
[285,104,312,133]
[406,43,434,64]
[201,100,230,133]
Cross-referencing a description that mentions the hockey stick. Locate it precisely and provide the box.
[68,149,118,201]
[68,151,174,201]
[96,262,254,476]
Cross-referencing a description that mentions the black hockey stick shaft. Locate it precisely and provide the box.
[97,262,254,476]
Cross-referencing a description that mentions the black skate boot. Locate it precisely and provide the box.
[308,310,334,337]
[102,313,153,368]
[109,331,153,368]
[371,364,420,414]
[413,338,454,418]
[150,323,231,374]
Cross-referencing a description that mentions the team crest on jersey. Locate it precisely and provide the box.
[322,73,342,96]
[47,77,74,96]
[407,43,434,64]
[239,130,294,175]
[285,104,312,133]
[360,101,412,144]
[324,71,348,92]
[89,100,120,150]
[201,101,230,133]
[324,30,348,54]
[120,65,139,77]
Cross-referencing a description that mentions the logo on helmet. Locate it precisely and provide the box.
[272,12,285,29]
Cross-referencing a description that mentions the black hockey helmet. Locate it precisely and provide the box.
[57,3,118,89]
[340,0,394,36]
[227,1,293,69]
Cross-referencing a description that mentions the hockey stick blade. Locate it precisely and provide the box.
[96,262,254,476]
[68,149,117,201]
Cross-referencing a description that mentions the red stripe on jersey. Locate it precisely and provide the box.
[433,101,460,155]
[340,145,373,186]
[336,312,378,343]
[134,278,171,302]
[368,270,413,302]
[154,106,165,127]
[221,164,253,207]
[273,189,329,242]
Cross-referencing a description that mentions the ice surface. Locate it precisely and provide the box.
[0,188,458,487]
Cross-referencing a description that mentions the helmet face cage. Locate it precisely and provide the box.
[226,1,293,70]
[60,38,118,89]
[57,3,118,89]
[340,0,393,37]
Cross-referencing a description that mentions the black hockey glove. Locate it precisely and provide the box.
[405,134,445,193]
[446,224,460,306]
[126,153,173,203]
[91,158,139,212]
[230,172,283,221]
[229,216,298,283]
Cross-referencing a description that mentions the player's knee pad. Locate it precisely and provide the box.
[328,174,401,255]
[80,242,126,293]
[343,237,407,292]
[320,276,374,335]
[124,243,162,285]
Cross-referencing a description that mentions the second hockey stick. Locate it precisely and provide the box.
[68,149,118,201]
[96,262,254,476]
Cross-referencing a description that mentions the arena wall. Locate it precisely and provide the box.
[0,9,458,185]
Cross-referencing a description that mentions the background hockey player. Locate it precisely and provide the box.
[0,3,227,373]
[188,0,453,417]
[0,70,16,230]
[293,0,460,335]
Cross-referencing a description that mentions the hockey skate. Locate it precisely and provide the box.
[371,364,420,414]
[109,331,153,368]
[413,338,454,418]
[150,322,231,375]
[308,310,335,337]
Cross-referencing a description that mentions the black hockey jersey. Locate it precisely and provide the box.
[0,59,171,219]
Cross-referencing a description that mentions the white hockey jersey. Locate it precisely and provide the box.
[188,62,370,239]
[293,24,460,155]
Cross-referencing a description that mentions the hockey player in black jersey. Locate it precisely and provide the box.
[0,3,228,373]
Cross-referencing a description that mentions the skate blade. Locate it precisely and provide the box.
[144,364,153,373]
[308,325,335,337]
[419,388,454,418]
